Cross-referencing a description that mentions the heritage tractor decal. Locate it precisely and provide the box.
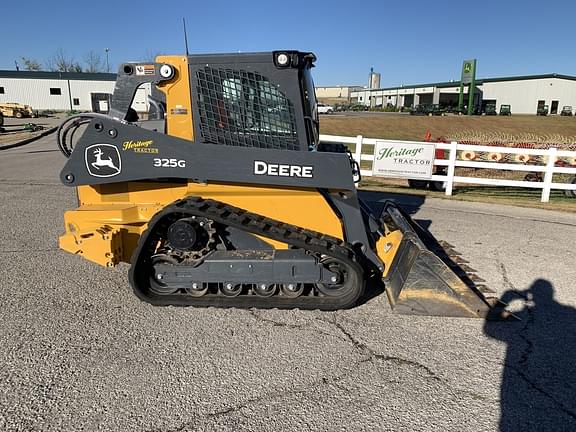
[372,141,435,179]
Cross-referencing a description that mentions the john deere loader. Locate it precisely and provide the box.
[56,51,498,317]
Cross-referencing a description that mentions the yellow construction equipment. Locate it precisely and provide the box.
[0,102,35,118]
[56,51,500,316]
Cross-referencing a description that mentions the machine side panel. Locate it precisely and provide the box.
[60,118,355,191]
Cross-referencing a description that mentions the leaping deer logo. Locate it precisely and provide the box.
[85,144,122,177]
[91,147,119,172]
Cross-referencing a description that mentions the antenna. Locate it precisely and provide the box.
[183,17,190,56]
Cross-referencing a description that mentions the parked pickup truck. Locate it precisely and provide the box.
[317,103,334,114]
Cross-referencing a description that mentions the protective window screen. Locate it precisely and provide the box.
[196,67,299,150]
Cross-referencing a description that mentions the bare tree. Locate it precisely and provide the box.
[44,57,55,72]
[84,50,103,73]
[21,57,42,71]
[142,49,164,62]
[47,48,82,72]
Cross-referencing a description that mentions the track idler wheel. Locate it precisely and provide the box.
[316,258,357,297]
[149,255,180,295]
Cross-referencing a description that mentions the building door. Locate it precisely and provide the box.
[550,100,559,115]
[537,100,546,114]
[404,94,414,107]
[419,94,433,105]
[91,93,112,113]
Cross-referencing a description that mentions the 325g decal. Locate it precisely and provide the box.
[153,158,186,168]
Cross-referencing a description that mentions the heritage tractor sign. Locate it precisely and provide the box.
[372,141,436,179]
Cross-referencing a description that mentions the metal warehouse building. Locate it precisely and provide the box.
[0,71,150,113]
[315,85,364,100]
[351,73,576,115]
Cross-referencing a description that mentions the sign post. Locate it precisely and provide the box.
[458,82,465,112]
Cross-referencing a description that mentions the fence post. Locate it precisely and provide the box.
[445,141,458,196]
[541,147,557,203]
[354,135,363,165]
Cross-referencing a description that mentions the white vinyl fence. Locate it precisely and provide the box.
[319,134,576,203]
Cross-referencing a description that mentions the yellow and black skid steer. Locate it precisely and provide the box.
[56,51,500,317]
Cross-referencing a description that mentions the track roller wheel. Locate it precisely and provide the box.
[280,283,304,298]
[221,282,242,297]
[186,282,208,297]
[254,283,277,297]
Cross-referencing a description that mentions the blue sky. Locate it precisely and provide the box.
[3,0,575,87]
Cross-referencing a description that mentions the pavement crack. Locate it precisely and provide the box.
[482,266,576,419]
[371,354,441,381]
[146,357,368,432]
[246,309,348,342]
[500,293,576,421]
[0,179,59,186]
[247,309,302,328]
[319,315,442,382]
[517,303,535,369]
[498,261,516,291]
[506,362,576,421]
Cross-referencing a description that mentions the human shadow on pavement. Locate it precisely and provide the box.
[484,279,576,432]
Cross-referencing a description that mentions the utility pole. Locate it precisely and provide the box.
[105,48,110,73]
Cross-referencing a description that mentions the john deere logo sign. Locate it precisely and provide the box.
[461,59,476,84]
[372,141,436,179]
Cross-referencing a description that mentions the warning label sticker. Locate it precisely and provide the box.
[135,65,155,76]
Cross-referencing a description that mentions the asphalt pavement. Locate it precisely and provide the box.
[1,133,575,431]
[0,115,62,150]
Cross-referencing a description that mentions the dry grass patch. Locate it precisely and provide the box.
[320,114,576,146]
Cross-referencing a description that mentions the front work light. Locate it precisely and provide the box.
[276,53,290,66]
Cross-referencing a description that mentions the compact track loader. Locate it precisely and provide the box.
[57,51,499,317]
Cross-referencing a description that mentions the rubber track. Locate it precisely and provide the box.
[129,196,365,310]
